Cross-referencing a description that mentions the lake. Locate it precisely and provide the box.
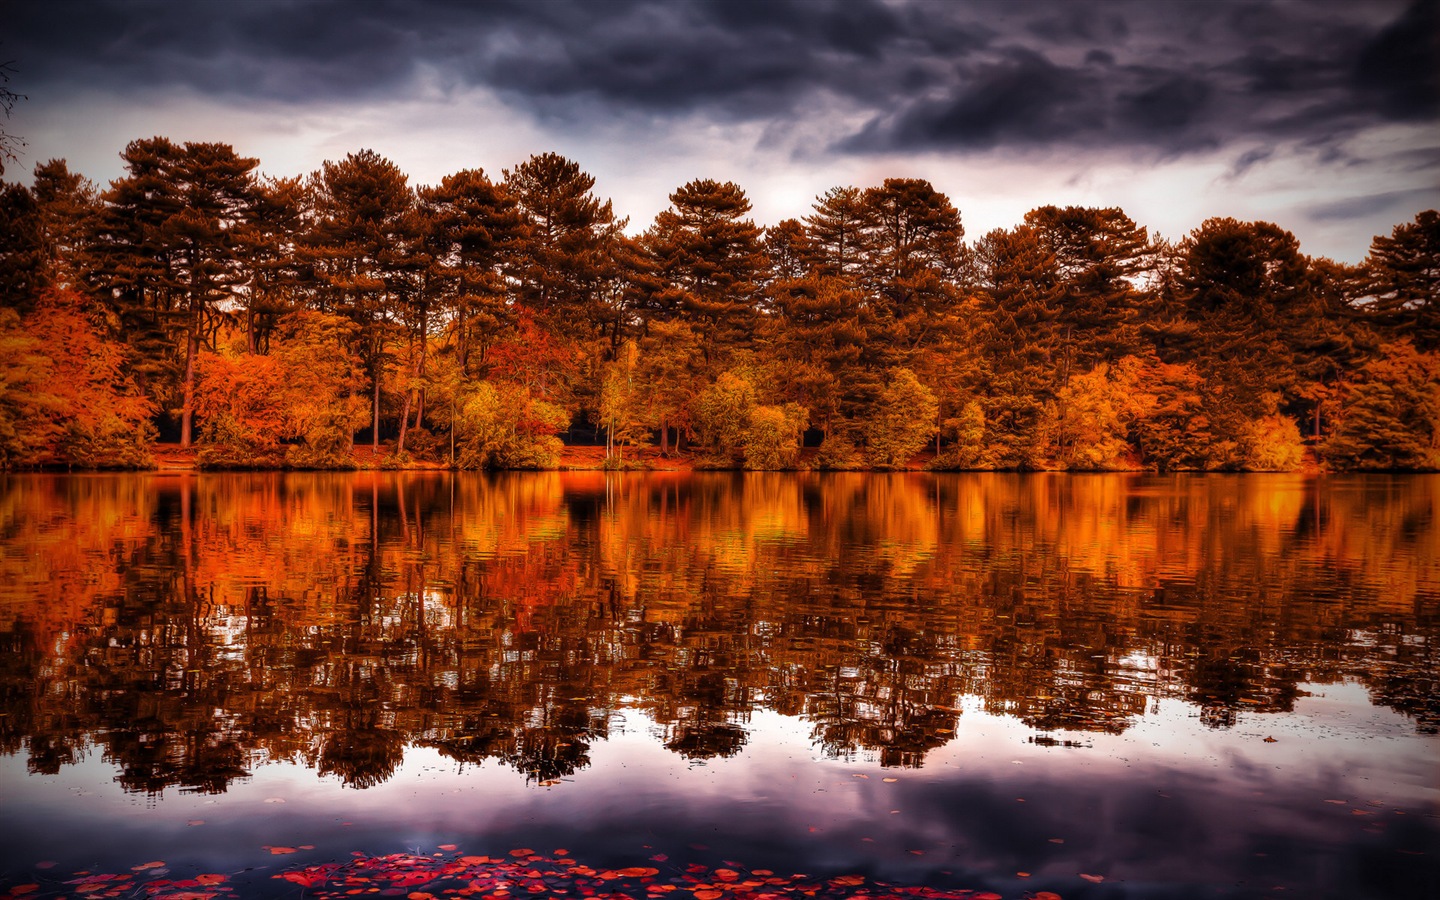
[0,471,1436,899]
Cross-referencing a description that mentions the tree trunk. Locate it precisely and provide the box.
[179,314,200,449]
[372,364,382,452]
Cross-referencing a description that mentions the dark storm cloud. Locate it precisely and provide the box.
[1304,188,1440,222]
[7,0,1437,161]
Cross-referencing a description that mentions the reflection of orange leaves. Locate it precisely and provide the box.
[8,886,39,895]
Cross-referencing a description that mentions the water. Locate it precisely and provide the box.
[0,471,1436,898]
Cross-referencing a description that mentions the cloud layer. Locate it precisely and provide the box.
[5,0,1438,261]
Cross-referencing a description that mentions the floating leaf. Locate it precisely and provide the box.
[132,861,167,871]
[510,849,536,857]
[882,778,898,783]
[1080,873,1105,883]
[694,891,724,900]
[194,874,227,886]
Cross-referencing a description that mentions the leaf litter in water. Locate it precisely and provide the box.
[261,848,1034,900]
[29,848,1064,900]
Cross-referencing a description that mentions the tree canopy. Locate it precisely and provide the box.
[0,137,1435,471]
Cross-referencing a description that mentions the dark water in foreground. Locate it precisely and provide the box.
[0,471,1436,899]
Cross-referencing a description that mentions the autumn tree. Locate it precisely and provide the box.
[644,179,765,363]
[418,169,525,375]
[0,288,153,468]
[859,178,963,355]
[0,182,42,309]
[238,175,305,354]
[31,160,100,289]
[504,152,619,339]
[861,368,938,468]
[1360,209,1439,351]
[1023,205,1154,365]
[83,139,258,447]
[1323,340,1440,470]
[303,149,418,450]
[971,224,1065,467]
[803,186,871,281]
[762,273,869,439]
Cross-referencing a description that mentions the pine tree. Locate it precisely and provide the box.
[503,152,619,340]
[419,168,526,375]
[1361,209,1439,351]
[303,149,418,450]
[644,179,765,364]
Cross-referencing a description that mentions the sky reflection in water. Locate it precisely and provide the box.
[0,472,1436,898]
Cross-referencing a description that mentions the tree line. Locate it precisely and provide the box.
[0,138,1436,470]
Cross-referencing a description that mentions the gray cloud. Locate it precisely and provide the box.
[10,0,1434,161]
[1304,187,1440,223]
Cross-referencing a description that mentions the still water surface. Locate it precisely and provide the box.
[0,472,1436,898]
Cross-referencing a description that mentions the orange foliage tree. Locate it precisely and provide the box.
[0,289,153,468]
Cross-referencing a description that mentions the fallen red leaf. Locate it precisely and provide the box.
[439,845,458,851]
[194,874,227,886]
[1080,873,1105,883]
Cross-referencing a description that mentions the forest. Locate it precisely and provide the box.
[0,138,1436,471]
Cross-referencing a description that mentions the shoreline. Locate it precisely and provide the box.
[113,443,1353,474]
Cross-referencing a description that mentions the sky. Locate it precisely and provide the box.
[4,0,1437,263]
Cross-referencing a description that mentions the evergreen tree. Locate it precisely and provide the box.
[503,152,618,340]
[803,186,870,280]
[303,149,418,450]
[419,168,526,375]
[859,178,963,354]
[1360,209,1439,351]
[644,178,766,365]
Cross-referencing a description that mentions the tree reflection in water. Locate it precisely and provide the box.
[0,470,1435,795]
